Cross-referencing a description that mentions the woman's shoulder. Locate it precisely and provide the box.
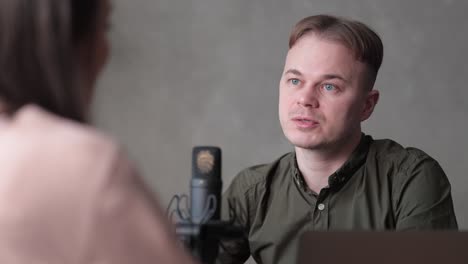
[0,104,126,179]
[6,105,119,153]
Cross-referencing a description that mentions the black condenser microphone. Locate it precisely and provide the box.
[189,146,222,264]
[170,146,242,264]
[191,146,222,224]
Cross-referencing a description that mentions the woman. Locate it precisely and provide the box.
[0,0,195,263]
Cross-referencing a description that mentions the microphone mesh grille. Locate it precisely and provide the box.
[196,150,214,174]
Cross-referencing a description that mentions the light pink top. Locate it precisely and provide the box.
[0,105,196,264]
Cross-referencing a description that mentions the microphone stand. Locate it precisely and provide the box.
[168,195,244,264]
[176,220,243,264]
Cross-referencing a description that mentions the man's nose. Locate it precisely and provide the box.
[297,86,319,108]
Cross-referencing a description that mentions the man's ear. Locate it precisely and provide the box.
[360,89,379,122]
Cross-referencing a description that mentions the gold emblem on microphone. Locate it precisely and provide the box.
[197,150,214,174]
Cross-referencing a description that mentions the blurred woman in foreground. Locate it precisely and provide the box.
[0,0,195,263]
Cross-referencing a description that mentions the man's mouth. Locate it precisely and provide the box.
[291,117,320,128]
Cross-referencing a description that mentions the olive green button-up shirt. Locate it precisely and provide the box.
[217,135,458,264]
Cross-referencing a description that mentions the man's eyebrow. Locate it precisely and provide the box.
[284,69,303,76]
[284,69,350,83]
[322,74,350,83]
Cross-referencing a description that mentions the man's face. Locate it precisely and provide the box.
[279,33,378,151]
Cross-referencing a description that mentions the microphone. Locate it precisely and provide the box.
[189,147,222,263]
[191,146,222,224]
[168,146,243,264]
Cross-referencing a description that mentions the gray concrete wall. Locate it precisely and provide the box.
[93,0,468,236]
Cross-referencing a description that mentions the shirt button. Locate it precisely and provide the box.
[318,203,325,211]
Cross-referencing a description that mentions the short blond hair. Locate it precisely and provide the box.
[289,15,383,88]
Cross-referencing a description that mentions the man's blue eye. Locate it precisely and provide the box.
[324,84,335,91]
[291,79,300,85]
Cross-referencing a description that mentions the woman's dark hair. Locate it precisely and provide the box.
[0,0,100,122]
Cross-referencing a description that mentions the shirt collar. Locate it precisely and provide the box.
[292,133,373,193]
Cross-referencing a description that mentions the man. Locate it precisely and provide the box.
[217,14,457,264]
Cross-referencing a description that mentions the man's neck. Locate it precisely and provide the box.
[295,131,362,194]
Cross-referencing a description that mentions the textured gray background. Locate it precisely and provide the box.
[93,0,468,242]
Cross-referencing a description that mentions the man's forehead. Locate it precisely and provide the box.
[283,37,367,80]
